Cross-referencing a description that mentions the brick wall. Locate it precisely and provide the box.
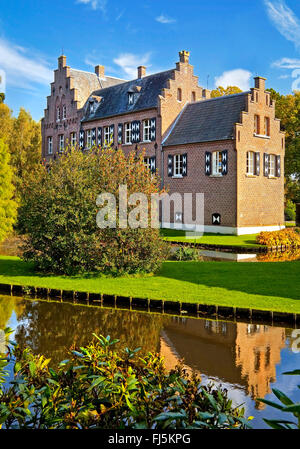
[42,56,81,162]
[162,141,237,227]
[235,77,285,228]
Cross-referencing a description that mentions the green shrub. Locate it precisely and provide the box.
[173,246,201,261]
[285,199,296,221]
[258,369,300,429]
[18,147,168,275]
[0,331,250,429]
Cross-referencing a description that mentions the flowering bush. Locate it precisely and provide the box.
[256,228,300,248]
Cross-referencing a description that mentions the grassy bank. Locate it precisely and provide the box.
[0,256,300,314]
[161,229,262,248]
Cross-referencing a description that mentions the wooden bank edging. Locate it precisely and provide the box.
[0,282,299,328]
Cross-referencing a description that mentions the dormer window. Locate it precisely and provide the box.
[128,93,134,105]
[90,102,95,114]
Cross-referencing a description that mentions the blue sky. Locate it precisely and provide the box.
[1,0,300,121]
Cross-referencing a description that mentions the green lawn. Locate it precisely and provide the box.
[0,256,300,314]
[161,229,262,248]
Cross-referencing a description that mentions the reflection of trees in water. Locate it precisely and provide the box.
[0,295,26,329]
[14,300,169,366]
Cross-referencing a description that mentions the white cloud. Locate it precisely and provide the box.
[113,52,151,79]
[272,57,300,68]
[214,69,252,91]
[76,0,107,12]
[264,0,300,51]
[0,37,52,91]
[156,14,176,24]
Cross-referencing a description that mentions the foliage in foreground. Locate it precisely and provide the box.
[18,147,168,275]
[256,228,300,248]
[0,332,249,429]
[258,369,300,429]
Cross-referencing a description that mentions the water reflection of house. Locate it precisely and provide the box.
[160,317,285,408]
[235,323,285,408]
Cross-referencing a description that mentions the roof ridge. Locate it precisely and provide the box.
[70,67,126,82]
[188,91,250,106]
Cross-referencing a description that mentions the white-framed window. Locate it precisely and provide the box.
[246,151,255,175]
[59,134,64,152]
[128,93,134,105]
[62,105,67,120]
[144,157,151,170]
[70,132,76,147]
[143,119,151,142]
[125,122,132,144]
[269,154,276,177]
[86,130,92,149]
[103,126,113,146]
[56,106,61,122]
[174,154,183,176]
[212,151,223,175]
[47,136,53,155]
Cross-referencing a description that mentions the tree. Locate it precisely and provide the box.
[19,147,168,275]
[267,89,300,202]
[0,102,13,144]
[0,139,17,242]
[9,108,42,199]
[211,86,242,98]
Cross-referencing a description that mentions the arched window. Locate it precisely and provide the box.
[191,91,196,102]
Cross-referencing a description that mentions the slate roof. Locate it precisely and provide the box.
[163,92,249,146]
[69,69,126,109]
[82,69,174,122]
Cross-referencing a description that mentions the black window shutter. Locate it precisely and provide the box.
[150,156,156,174]
[205,152,212,176]
[182,153,187,176]
[167,155,173,177]
[150,117,156,141]
[136,121,141,143]
[255,152,260,176]
[118,124,123,144]
[97,127,102,147]
[276,155,281,177]
[222,150,228,175]
[91,128,96,146]
[79,130,85,149]
[131,121,136,143]
[264,153,269,177]
[109,124,114,145]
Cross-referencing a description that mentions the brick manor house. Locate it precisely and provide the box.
[41,51,285,235]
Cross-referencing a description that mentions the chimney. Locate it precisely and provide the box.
[254,76,266,91]
[179,50,190,64]
[95,65,105,78]
[58,55,66,70]
[138,66,146,78]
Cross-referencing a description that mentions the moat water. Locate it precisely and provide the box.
[1,295,299,429]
